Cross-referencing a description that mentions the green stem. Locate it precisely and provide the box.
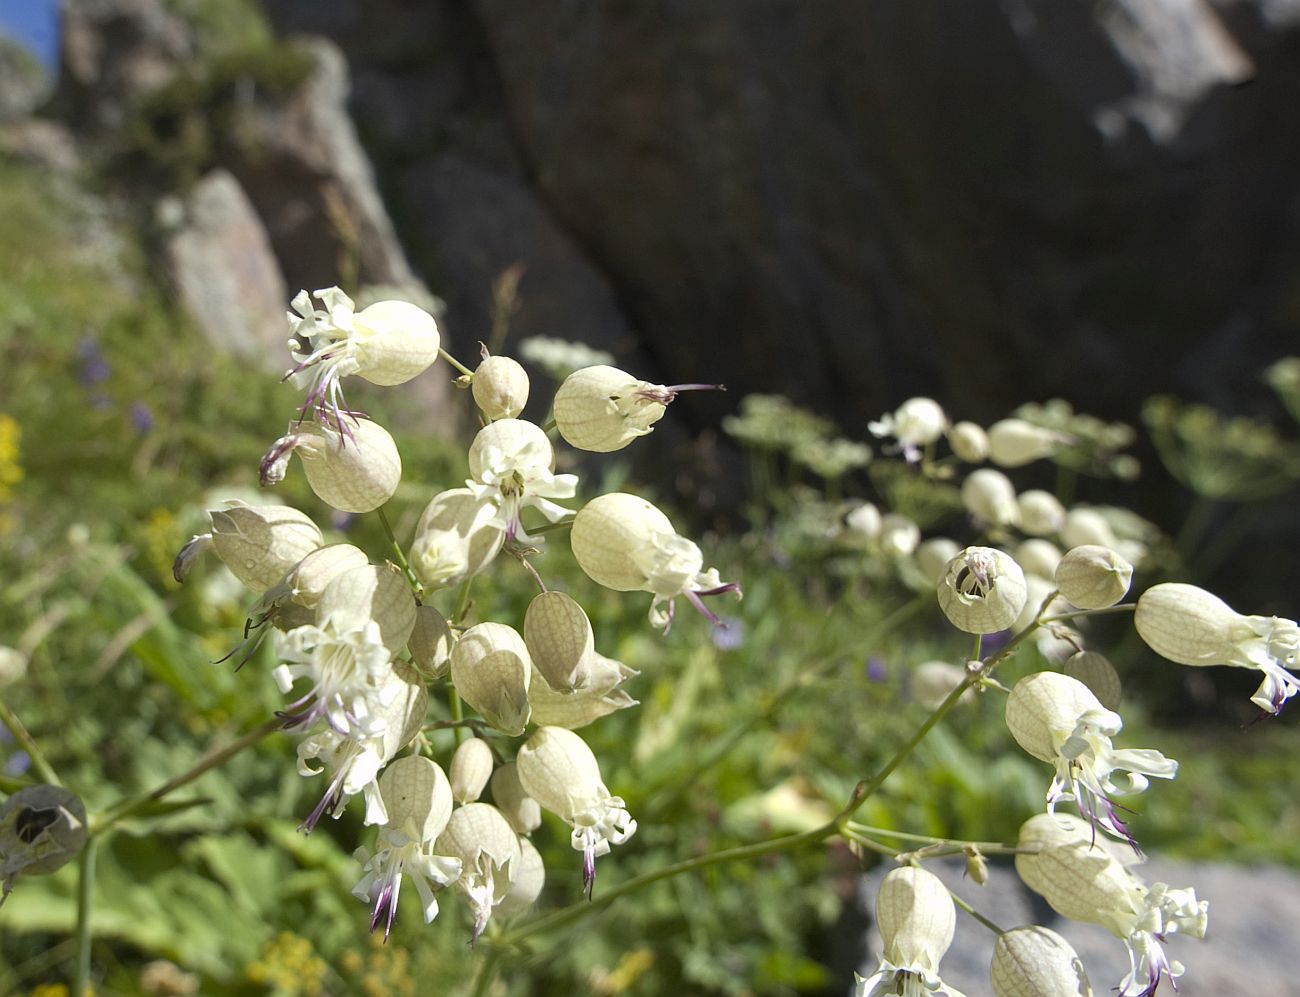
[440,348,474,378]
[950,889,1004,935]
[90,717,281,837]
[449,688,466,748]
[541,418,557,434]
[526,518,574,537]
[73,837,96,995]
[1174,493,1218,566]
[470,949,501,997]
[453,578,475,626]
[843,823,1014,853]
[1037,604,1136,626]
[377,507,422,597]
[0,696,61,787]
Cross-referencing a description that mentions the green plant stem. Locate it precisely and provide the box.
[843,823,1014,853]
[526,518,574,536]
[950,889,1004,934]
[470,949,501,997]
[453,578,474,626]
[90,716,281,837]
[449,688,465,748]
[541,417,557,434]
[377,506,422,597]
[440,348,474,378]
[1038,604,1136,626]
[73,837,96,996]
[496,823,833,948]
[0,696,61,786]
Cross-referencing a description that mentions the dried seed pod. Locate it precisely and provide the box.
[472,353,530,420]
[408,605,454,679]
[1056,545,1132,610]
[1064,651,1123,711]
[991,926,1093,997]
[524,591,594,692]
[450,623,532,735]
[450,737,495,805]
[409,488,505,591]
[937,546,1028,634]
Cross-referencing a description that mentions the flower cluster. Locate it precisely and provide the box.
[174,294,736,940]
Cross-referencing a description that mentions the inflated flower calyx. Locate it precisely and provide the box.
[875,866,956,979]
[937,547,1028,634]
[260,416,401,514]
[496,835,545,917]
[961,468,1020,527]
[990,926,1093,997]
[1135,582,1300,714]
[409,488,505,591]
[1055,545,1132,610]
[1017,490,1067,537]
[516,726,636,896]
[450,623,532,735]
[379,756,454,842]
[1064,651,1122,711]
[524,591,594,692]
[1005,672,1108,764]
[988,418,1069,467]
[489,761,542,835]
[844,501,882,542]
[317,563,417,656]
[948,420,989,463]
[173,500,323,589]
[255,543,371,632]
[408,605,454,679]
[285,287,440,423]
[450,737,495,805]
[1016,539,1063,581]
[527,654,638,729]
[436,802,522,942]
[471,348,530,420]
[0,786,88,903]
[553,364,721,453]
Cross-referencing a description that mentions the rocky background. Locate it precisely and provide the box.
[4,0,1300,589]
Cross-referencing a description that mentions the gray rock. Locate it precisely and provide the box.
[858,855,1300,996]
[165,169,289,368]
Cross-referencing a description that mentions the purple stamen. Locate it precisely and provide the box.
[682,582,744,628]
[636,382,726,405]
[583,845,597,900]
[300,771,347,834]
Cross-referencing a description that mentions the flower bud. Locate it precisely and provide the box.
[261,417,401,514]
[1055,546,1132,610]
[528,654,638,729]
[916,538,961,586]
[1064,651,1122,710]
[1016,539,1063,581]
[409,488,505,591]
[436,802,522,941]
[450,737,496,805]
[377,756,454,843]
[875,866,955,977]
[962,468,1019,527]
[988,419,1067,467]
[878,513,920,558]
[553,365,668,452]
[450,623,532,735]
[1005,671,1105,764]
[496,835,545,917]
[965,844,990,886]
[174,501,323,589]
[0,786,88,900]
[948,421,989,463]
[991,926,1093,997]
[350,299,441,386]
[524,591,594,692]
[408,605,454,679]
[938,547,1028,634]
[1017,490,1066,537]
[317,563,417,656]
[472,353,530,420]
[490,761,542,835]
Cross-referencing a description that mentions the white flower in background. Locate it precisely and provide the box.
[844,501,883,543]
[570,492,740,629]
[961,468,1020,528]
[1135,582,1300,715]
[947,421,989,463]
[856,866,967,997]
[516,726,636,897]
[285,286,440,424]
[449,737,496,805]
[466,419,577,541]
[1015,814,1207,997]
[1055,545,1133,610]
[554,364,721,453]
[878,513,921,558]
[436,802,521,942]
[870,397,948,462]
[1017,490,1067,537]
[352,756,461,939]
[517,336,615,378]
[295,662,427,832]
[987,418,1070,468]
[1006,671,1176,847]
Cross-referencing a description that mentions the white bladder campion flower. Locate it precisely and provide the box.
[937,546,1028,635]
[552,364,721,453]
[856,866,967,997]
[352,756,462,940]
[172,500,322,590]
[869,397,948,462]
[260,415,402,514]
[1006,671,1176,847]
[285,286,440,424]
[1015,814,1207,997]
[408,487,506,592]
[516,726,636,897]
[1135,582,1300,715]
[471,348,530,421]
[436,802,522,942]
[466,419,577,541]
[990,925,1093,997]
[570,492,740,630]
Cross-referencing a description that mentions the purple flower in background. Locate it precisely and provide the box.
[710,617,746,651]
[129,402,154,433]
[330,509,354,532]
[866,656,887,682]
[78,338,110,387]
